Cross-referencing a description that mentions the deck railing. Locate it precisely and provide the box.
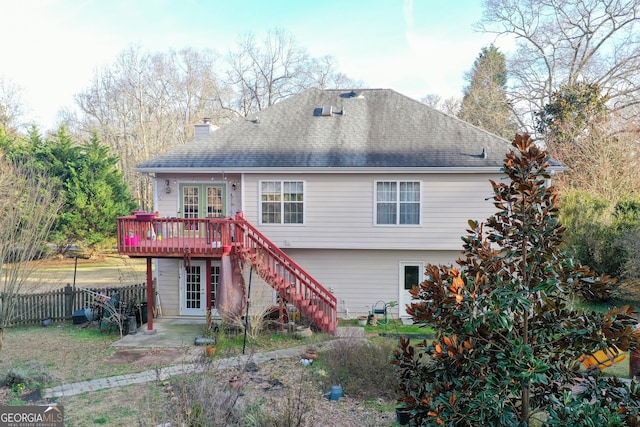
[117,215,233,257]
[233,216,338,333]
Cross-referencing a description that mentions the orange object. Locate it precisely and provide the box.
[579,346,626,370]
[205,345,216,357]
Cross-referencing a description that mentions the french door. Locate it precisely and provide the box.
[180,261,221,316]
[180,184,226,237]
[181,261,206,315]
[181,184,225,219]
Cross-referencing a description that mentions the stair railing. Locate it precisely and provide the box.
[231,214,337,334]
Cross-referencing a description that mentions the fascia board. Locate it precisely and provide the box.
[134,166,506,175]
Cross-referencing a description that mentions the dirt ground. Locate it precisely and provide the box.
[0,323,397,426]
[104,347,194,366]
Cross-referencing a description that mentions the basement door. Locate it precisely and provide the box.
[180,261,206,316]
[399,262,424,319]
[180,260,221,316]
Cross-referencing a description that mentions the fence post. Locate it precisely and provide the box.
[64,284,74,320]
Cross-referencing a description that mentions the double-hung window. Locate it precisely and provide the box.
[260,181,304,224]
[375,181,421,225]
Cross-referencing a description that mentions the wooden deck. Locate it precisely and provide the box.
[116,213,339,333]
[117,216,235,258]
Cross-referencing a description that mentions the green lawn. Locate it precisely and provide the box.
[340,318,435,336]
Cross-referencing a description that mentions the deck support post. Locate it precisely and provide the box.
[146,257,154,331]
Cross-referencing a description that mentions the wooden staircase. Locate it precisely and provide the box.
[232,214,338,334]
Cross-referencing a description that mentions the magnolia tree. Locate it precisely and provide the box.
[392,134,640,426]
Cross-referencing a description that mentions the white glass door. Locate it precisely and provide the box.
[181,261,206,315]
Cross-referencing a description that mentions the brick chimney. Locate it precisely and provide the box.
[194,118,217,139]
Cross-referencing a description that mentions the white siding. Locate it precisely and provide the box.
[242,172,499,250]
[284,248,459,318]
[151,171,502,320]
[154,259,276,318]
[245,280,279,317]
[156,259,180,316]
[154,173,243,218]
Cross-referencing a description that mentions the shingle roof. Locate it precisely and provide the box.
[136,88,514,171]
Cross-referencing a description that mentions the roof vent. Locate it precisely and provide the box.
[481,148,487,159]
[194,118,217,139]
[321,105,333,116]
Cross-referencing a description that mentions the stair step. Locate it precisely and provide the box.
[234,230,337,335]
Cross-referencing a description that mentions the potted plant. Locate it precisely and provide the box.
[367,313,377,326]
[205,344,216,357]
[229,375,243,392]
[395,405,411,425]
[357,315,368,326]
[304,345,318,360]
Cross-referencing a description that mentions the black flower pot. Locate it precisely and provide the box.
[396,407,410,425]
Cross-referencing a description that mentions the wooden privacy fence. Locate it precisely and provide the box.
[1,283,151,327]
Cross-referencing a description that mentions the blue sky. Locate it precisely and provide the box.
[2,0,504,131]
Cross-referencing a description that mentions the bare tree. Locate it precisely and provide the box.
[224,28,361,116]
[420,94,461,116]
[0,155,62,332]
[73,32,361,208]
[297,54,364,90]
[535,80,640,200]
[224,28,311,116]
[74,46,228,208]
[479,0,640,125]
[548,112,640,202]
[0,76,27,136]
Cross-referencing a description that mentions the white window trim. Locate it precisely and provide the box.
[258,180,306,225]
[373,180,422,226]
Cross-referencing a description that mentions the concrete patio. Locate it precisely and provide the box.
[112,316,365,348]
[113,316,206,347]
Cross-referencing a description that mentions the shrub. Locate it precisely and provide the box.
[167,370,246,427]
[560,190,640,288]
[244,370,315,427]
[2,362,54,390]
[319,338,398,400]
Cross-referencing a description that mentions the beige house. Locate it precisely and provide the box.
[119,88,534,333]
